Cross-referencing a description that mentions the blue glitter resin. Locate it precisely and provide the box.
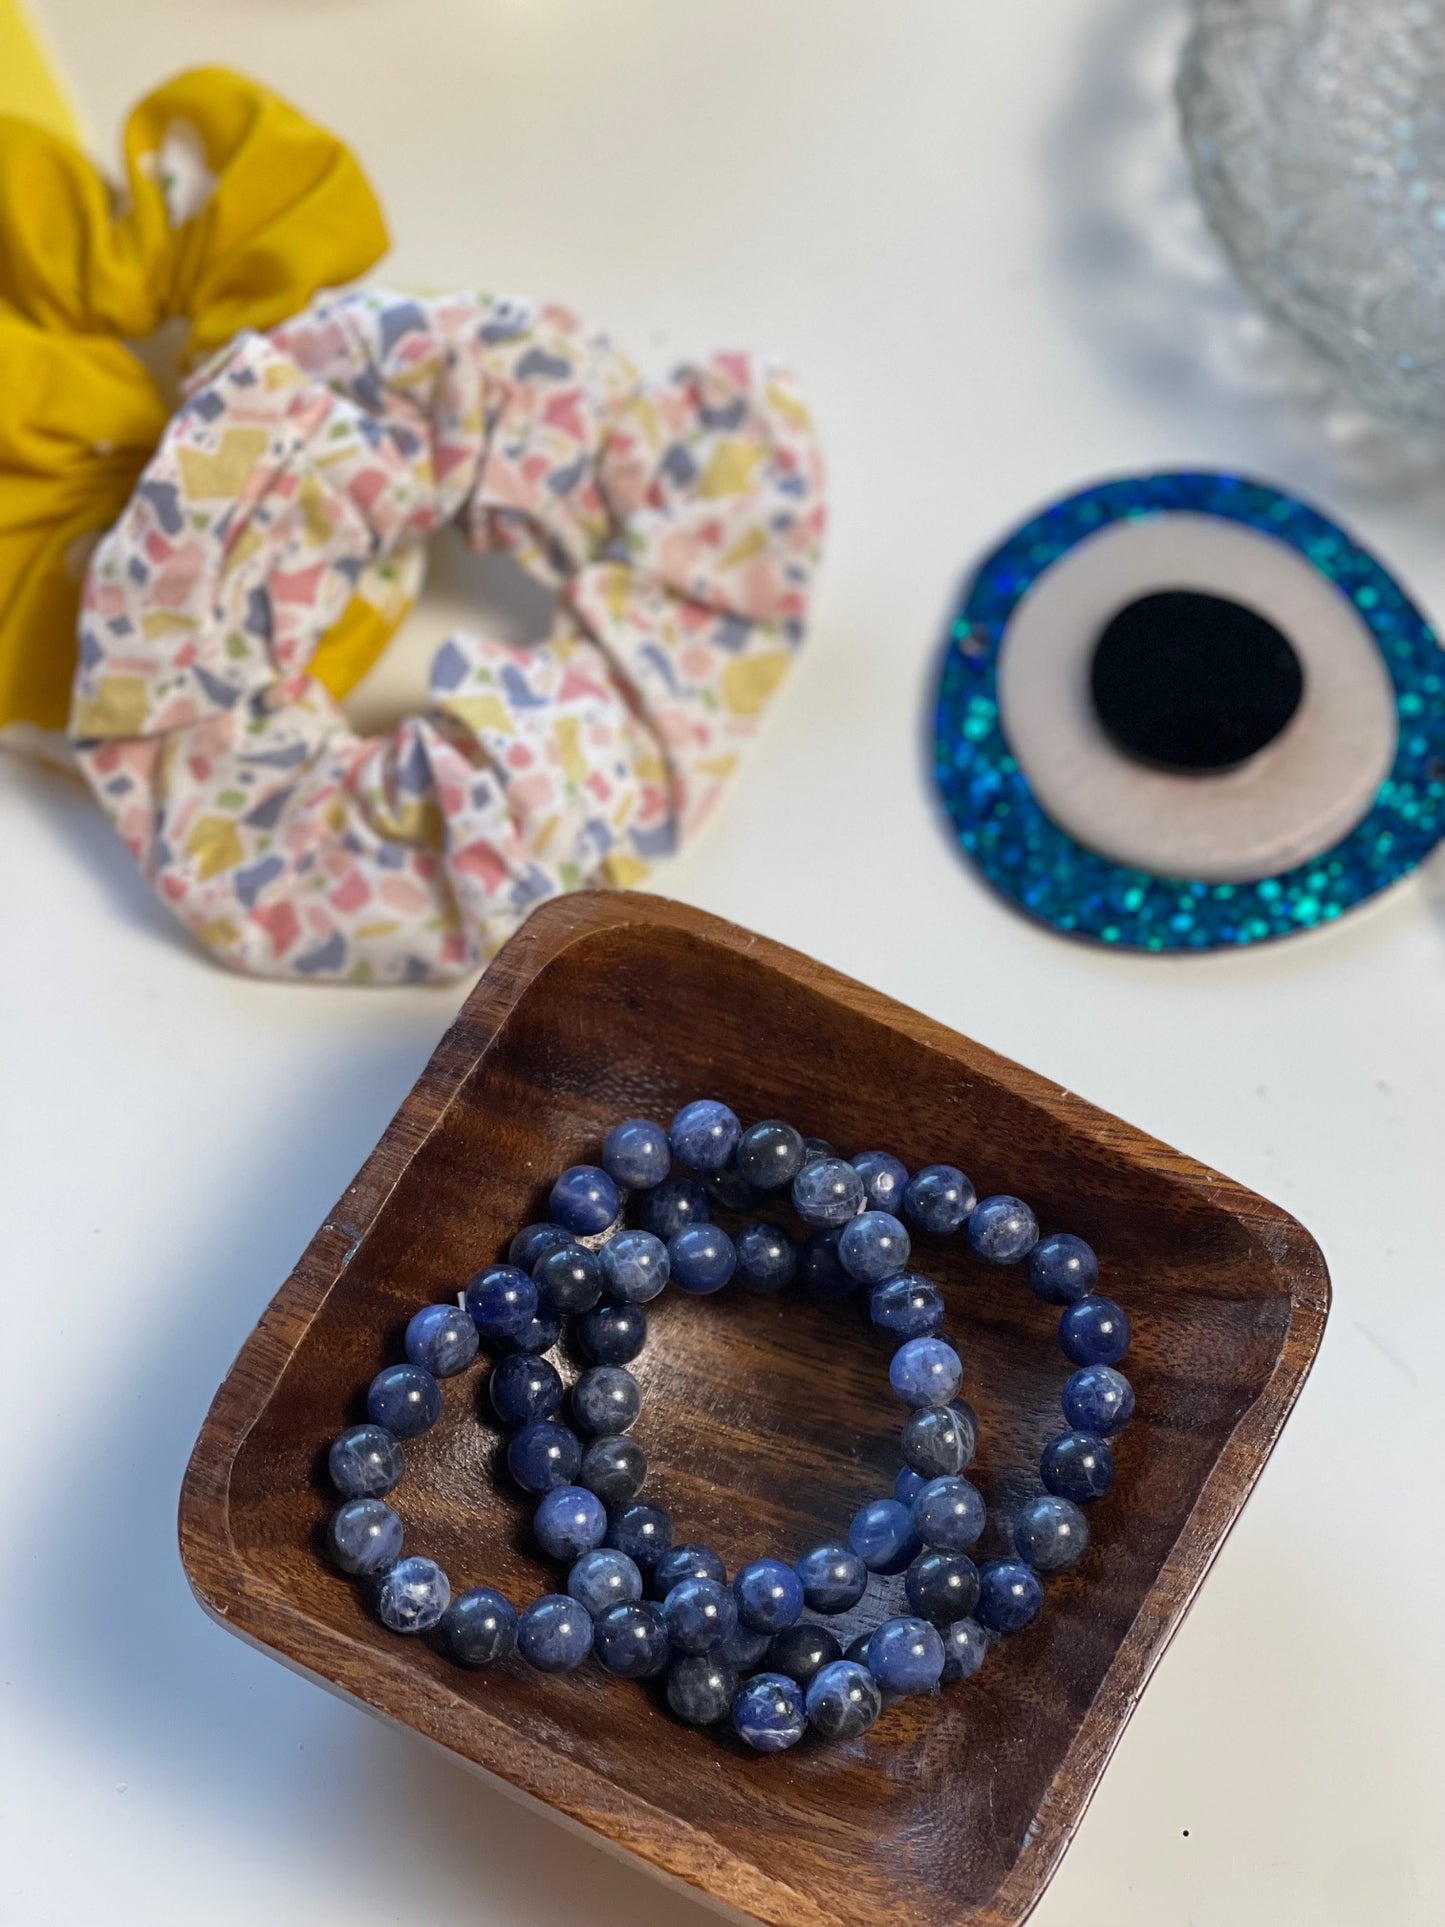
[933,472,1445,949]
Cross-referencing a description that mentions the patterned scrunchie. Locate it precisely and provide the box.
[73,289,826,982]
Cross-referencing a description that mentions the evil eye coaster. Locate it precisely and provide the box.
[933,472,1445,950]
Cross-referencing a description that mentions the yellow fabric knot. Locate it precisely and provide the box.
[0,67,397,733]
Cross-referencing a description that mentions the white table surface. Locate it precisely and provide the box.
[4,3,1443,1922]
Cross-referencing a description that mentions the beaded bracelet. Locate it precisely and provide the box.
[323,1101,1137,1752]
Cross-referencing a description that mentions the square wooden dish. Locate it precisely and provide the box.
[180,891,1328,1926]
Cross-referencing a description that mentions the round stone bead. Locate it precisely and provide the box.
[1027,1231,1099,1305]
[734,1119,806,1191]
[734,1557,805,1633]
[940,1616,991,1683]
[976,1558,1044,1634]
[328,1497,403,1575]
[375,1556,450,1634]
[670,1099,741,1173]
[838,1210,911,1284]
[599,1229,669,1304]
[889,1335,963,1407]
[534,1484,608,1561]
[906,1550,981,1623]
[802,1134,836,1161]
[405,1302,479,1378]
[869,1271,944,1339]
[894,1465,927,1506]
[328,1424,404,1499]
[844,1631,873,1665]
[792,1156,867,1226]
[668,1223,736,1294]
[580,1434,647,1505]
[366,1362,442,1439]
[533,1243,605,1316]
[902,1403,977,1476]
[718,1621,773,1671]
[967,1194,1039,1265]
[567,1547,643,1617]
[549,1163,620,1235]
[1041,1430,1114,1503]
[766,1624,843,1689]
[848,1498,919,1575]
[800,1227,854,1298]
[704,1163,760,1212]
[662,1575,738,1654]
[806,1659,883,1741]
[902,1163,975,1235]
[465,1264,539,1344]
[602,1117,671,1189]
[507,1419,582,1493]
[605,1502,673,1572]
[735,1221,797,1294]
[508,1306,562,1355]
[1062,1364,1135,1435]
[593,1600,670,1677]
[571,1364,641,1435]
[732,1672,807,1752]
[437,1586,518,1667]
[637,1177,710,1241]
[508,1222,574,1272]
[1059,1296,1131,1367]
[795,1543,868,1614]
[666,1653,738,1725]
[489,1353,564,1427]
[517,1593,594,1673]
[912,1476,987,1552]
[577,1301,647,1364]
[852,1149,909,1215]
[654,1543,728,1595]
[867,1616,946,1695]
[1014,1494,1089,1572]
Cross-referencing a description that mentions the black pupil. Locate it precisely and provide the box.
[1090,590,1305,773]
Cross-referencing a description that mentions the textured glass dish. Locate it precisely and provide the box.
[1179,0,1445,426]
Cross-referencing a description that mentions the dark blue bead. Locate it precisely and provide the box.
[792,1156,866,1226]
[366,1362,442,1439]
[662,1576,738,1654]
[668,1223,735,1293]
[508,1222,573,1272]
[1061,1364,1135,1435]
[1059,1296,1131,1366]
[508,1306,561,1355]
[577,1300,647,1363]
[734,1119,806,1191]
[848,1498,919,1574]
[889,1335,962,1407]
[374,1555,450,1633]
[733,1557,804,1632]
[866,1616,945,1694]
[666,1653,738,1724]
[654,1543,728,1595]
[976,1558,1044,1633]
[843,1631,873,1664]
[732,1672,807,1751]
[852,1149,909,1214]
[328,1497,403,1575]
[869,1271,944,1338]
[571,1364,641,1435]
[735,1221,797,1293]
[549,1163,620,1234]
[800,1226,855,1298]
[602,1117,671,1189]
[905,1550,981,1623]
[534,1483,608,1560]
[1014,1494,1089,1571]
[940,1615,990,1683]
[579,1433,647,1505]
[901,1403,977,1476]
[765,1624,842,1688]
[437,1586,517,1666]
[516,1593,594,1672]
[838,1210,911,1284]
[599,1228,669,1303]
[1041,1430,1114,1502]
[533,1243,604,1315]
[894,1465,927,1506]
[669,1099,740,1173]
[507,1419,582,1492]
[567,1547,643,1616]
[405,1302,480,1378]
[637,1176,709,1240]
[705,1162,762,1212]
[593,1601,670,1677]
[718,1621,773,1670]
[902,1163,975,1234]
[794,1542,867,1614]
[805,1659,882,1739]
[465,1264,539,1343]
[911,1476,986,1551]
[605,1502,673,1571]
[1027,1232,1099,1305]
[489,1352,563,1427]
[328,1424,404,1499]
[967,1194,1039,1265]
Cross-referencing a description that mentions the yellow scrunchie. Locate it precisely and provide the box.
[0,66,396,734]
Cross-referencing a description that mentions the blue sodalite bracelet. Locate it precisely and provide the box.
[324,1100,1137,1753]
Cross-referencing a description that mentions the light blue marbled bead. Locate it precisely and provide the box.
[838,1211,911,1285]
[437,1586,517,1667]
[577,1300,647,1364]
[902,1163,975,1235]
[731,1672,807,1752]
[404,1302,479,1378]
[1059,1296,1131,1366]
[866,1616,946,1695]
[912,1476,987,1552]
[905,1550,981,1623]
[666,1653,738,1724]
[734,1119,806,1191]
[328,1497,403,1575]
[668,1223,736,1294]
[549,1163,620,1235]
[602,1117,671,1189]
[508,1222,573,1273]
[869,1272,945,1339]
[940,1615,991,1683]
[1041,1430,1114,1503]
[848,1498,919,1575]
[366,1362,442,1439]
[669,1099,741,1173]
[795,1543,868,1614]
[374,1556,450,1634]
[975,1558,1044,1633]
[1027,1231,1098,1304]
[599,1228,670,1303]
[593,1601,670,1677]
[792,1156,867,1227]
[734,1221,797,1293]
[852,1149,909,1215]
[328,1424,404,1499]
[901,1403,977,1476]
[532,1243,604,1316]
[966,1194,1039,1265]
[567,1547,643,1617]
[653,1543,728,1595]
[489,1352,563,1427]
[534,1483,608,1561]
[605,1502,673,1572]
[800,1227,854,1298]
[516,1594,594,1672]
[507,1419,582,1493]
[889,1335,963,1407]
[465,1264,539,1344]
[579,1433,646,1505]
[662,1576,738,1655]
[1061,1364,1135,1435]
[805,1658,883,1740]
[894,1465,927,1507]
[637,1176,710,1241]
[733,1557,805,1633]
[571,1365,641,1435]
[1014,1494,1089,1571]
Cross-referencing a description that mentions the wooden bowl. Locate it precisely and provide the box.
[180,891,1328,1926]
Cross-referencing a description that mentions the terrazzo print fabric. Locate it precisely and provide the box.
[72,290,825,982]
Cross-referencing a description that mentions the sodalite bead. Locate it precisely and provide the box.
[666,1653,738,1724]
[1059,1296,1131,1366]
[732,1672,807,1752]
[602,1117,671,1190]
[654,1543,728,1595]
[800,1227,854,1298]
[669,1099,741,1173]
[902,1164,975,1235]
[734,1557,805,1632]
[719,1620,773,1670]
[668,1224,736,1294]
[507,1419,582,1493]
[766,1624,843,1688]
[795,1543,868,1614]
[838,1210,911,1284]
[976,1558,1044,1633]
[593,1601,670,1677]
[567,1547,643,1617]
[705,1162,760,1212]
[438,1586,517,1667]
[902,1403,977,1476]
[844,1631,873,1665]
[534,1483,608,1560]
[367,1362,442,1439]
[662,1575,738,1654]
[517,1594,594,1672]
[637,1177,709,1241]
[894,1465,927,1506]
[806,1659,883,1740]
[792,1156,867,1226]
[866,1616,946,1695]
[571,1365,641,1435]
[1028,1231,1098,1305]
[852,1149,909,1215]
[328,1424,404,1499]
[1014,1494,1089,1572]
[734,1119,806,1190]
[735,1221,797,1294]
[549,1163,620,1235]
[577,1301,647,1363]
[870,1272,944,1339]
[404,1302,479,1378]
[328,1497,404,1575]
[605,1502,673,1571]
[1062,1364,1135,1435]
[889,1335,963,1407]
[940,1616,990,1683]
[489,1353,563,1427]
[802,1135,836,1162]
[905,1550,981,1623]
[533,1244,604,1316]
[848,1498,919,1575]
[967,1194,1039,1265]
[509,1306,562,1355]
[912,1476,987,1551]
[1042,1431,1114,1503]
[375,1556,450,1634]
[508,1222,573,1273]
[465,1264,539,1344]
[599,1229,669,1304]
[580,1434,646,1505]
